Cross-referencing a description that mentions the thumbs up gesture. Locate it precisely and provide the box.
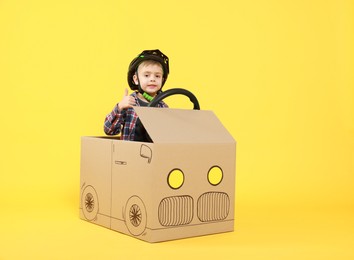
[118,88,136,110]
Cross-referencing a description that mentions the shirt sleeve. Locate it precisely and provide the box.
[159,100,169,108]
[103,104,126,135]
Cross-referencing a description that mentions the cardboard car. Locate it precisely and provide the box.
[79,89,236,242]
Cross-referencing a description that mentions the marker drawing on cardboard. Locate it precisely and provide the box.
[79,88,236,242]
[140,144,152,163]
[80,49,236,242]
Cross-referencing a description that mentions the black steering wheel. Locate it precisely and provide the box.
[148,88,200,110]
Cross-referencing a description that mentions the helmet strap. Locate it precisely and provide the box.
[142,92,154,102]
[136,74,154,102]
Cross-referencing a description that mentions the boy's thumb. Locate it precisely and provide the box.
[124,88,129,96]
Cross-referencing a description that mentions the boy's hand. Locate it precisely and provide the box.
[118,88,136,110]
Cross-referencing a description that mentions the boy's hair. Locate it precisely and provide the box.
[137,60,164,75]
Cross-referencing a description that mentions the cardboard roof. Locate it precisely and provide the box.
[134,107,235,144]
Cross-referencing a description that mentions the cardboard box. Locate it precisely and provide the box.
[80,107,236,242]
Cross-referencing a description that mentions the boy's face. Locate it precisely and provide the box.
[133,62,164,96]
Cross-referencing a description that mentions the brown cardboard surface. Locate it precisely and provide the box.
[134,107,235,144]
[80,107,236,242]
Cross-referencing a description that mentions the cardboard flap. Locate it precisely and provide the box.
[133,107,235,144]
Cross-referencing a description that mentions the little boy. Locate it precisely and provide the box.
[104,49,169,141]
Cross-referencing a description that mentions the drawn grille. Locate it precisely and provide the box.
[197,192,230,222]
[158,196,193,226]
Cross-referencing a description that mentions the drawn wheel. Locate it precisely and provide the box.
[81,185,99,221]
[125,196,147,236]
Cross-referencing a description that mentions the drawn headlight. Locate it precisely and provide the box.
[167,169,184,189]
[208,166,223,186]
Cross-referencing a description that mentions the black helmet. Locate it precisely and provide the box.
[127,49,169,90]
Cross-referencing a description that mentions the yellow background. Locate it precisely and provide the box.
[1,0,353,259]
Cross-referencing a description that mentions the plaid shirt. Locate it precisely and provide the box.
[104,92,168,141]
